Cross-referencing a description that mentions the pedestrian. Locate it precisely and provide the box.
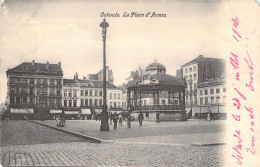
[156,112,160,123]
[118,113,123,126]
[138,111,144,126]
[113,112,118,129]
[55,115,60,127]
[110,112,113,125]
[126,113,131,128]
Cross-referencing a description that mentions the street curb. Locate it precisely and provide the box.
[190,142,226,147]
[28,120,102,143]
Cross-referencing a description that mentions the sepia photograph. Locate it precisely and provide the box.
[0,0,260,166]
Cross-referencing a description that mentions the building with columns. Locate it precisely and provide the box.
[126,59,186,121]
[6,60,63,119]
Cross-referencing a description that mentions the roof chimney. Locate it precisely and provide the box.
[46,61,49,70]
[74,72,78,80]
[32,60,35,66]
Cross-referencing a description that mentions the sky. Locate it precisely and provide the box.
[0,0,259,104]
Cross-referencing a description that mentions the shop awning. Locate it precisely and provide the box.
[64,111,79,115]
[95,109,102,114]
[10,108,34,114]
[81,109,91,115]
[50,109,62,114]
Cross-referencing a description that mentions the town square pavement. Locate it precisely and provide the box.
[1,120,226,166]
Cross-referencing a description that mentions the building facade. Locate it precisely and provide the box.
[176,55,226,106]
[6,60,63,119]
[62,73,123,118]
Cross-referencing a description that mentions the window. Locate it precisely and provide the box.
[30,97,34,103]
[114,93,116,99]
[30,79,34,84]
[189,68,192,72]
[223,88,226,92]
[193,66,196,71]
[57,80,62,85]
[99,99,102,106]
[200,98,203,105]
[22,96,27,103]
[200,90,203,95]
[10,87,15,94]
[73,100,77,107]
[189,75,192,80]
[118,93,121,99]
[89,99,93,106]
[64,91,67,97]
[194,83,197,88]
[205,97,208,104]
[118,102,121,107]
[110,93,112,99]
[185,69,188,73]
[85,90,88,96]
[22,87,27,94]
[81,99,84,106]
[94,99,98,106]
[69,100,72,107]
[16,87,20,94]
[216,89,220,93]
[211,97,214,103]
[110,102,113,107]
[85,99,88,106]
[56,99,61,107]
[73,91,77,97]
[216,97,220,103]
[114,102,117,108]
[50,98,54,106]
[161,100,166,105]
[146,112,149,117]
[57,89,61,96]
[174,100,178,105]
[210,89,214,94]
[205,90,208,95]
[194,74,197,80]
[89,90,92,96]
[16,97,20,103]
[10,97,15,104]
[68,92,72,97]
[50,79,55,85]
[81,90,84,96]
[144,100,147,105]
[21,78,28,84]
[50,87,55,95]
[99,91,102,96]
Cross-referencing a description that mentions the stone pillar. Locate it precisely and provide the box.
[168,90,171,105]
[153,90,155,105]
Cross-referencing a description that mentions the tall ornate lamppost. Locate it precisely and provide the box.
[100,19,109,131]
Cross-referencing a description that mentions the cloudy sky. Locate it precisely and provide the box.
[0,0,259,103]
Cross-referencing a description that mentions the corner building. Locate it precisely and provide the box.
[6,60,63,119]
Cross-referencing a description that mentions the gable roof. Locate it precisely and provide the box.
[7,62,63,76]
[182,55,224,67]
[63,79,120,89]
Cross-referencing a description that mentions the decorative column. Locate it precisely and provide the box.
[157,90,160,105]
[168,90,171,105]
[153,90,156,105]
[183,89,186,110]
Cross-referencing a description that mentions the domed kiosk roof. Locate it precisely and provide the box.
[149,73,183,85]
[146,61,166,71]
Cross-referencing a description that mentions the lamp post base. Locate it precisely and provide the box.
[100,106,109,131]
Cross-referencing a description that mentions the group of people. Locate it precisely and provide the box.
[109,112,132,129]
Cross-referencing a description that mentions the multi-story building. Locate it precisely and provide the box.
[6,60,63,119]
[176,55,226,106]
[87,66,114,84]
[62,73,123,118]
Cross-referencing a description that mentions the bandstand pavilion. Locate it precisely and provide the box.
[126,60,187,121]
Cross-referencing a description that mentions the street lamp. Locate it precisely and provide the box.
[100,18,109,131]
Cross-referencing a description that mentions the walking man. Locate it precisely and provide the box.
[138,111,144,126]
[113,112,119,129]
[156,111,160,123]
